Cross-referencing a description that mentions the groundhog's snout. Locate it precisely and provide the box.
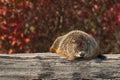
[77,51,85,57]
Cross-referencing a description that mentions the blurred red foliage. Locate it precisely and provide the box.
[0,0,120,54]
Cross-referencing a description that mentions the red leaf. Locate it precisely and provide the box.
[93,4,98,10]
[8,49,13,54]
[110,7,114,12]
[1,36,5,40]
[25,38,30,43]
[0,6,7,15]
[17,41,21,46]
[11,41,16,46]
[8,36,13,39]
[117,15,120,22]
[1,26,7,30]
[21,33,24,38]
[9,23,17,27]
[1,35,6,40]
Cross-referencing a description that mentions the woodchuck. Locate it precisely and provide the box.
[50,30,101,60]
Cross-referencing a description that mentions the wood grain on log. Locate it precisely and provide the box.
[0,53,120,80]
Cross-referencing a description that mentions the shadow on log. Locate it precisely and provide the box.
[0,53,120,80]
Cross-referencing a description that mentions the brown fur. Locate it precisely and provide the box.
[50,30,99,60]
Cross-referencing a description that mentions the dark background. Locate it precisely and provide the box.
[0,0,120,54]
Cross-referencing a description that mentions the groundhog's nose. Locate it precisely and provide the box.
[79,51,85,57]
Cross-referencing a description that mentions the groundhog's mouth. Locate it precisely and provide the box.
[75,51,86,58]
[79,51,85,57]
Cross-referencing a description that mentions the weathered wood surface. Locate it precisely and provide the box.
[0,53,120,80]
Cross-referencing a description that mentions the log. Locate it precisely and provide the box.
[0,53,120,80]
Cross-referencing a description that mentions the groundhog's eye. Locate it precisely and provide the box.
[77,40,87,51]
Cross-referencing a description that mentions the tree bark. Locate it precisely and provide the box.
[0,53,120,80]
